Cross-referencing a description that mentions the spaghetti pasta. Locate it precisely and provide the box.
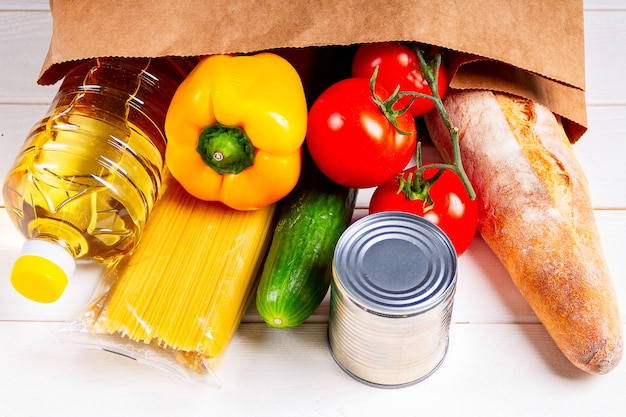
[83,171,276,373]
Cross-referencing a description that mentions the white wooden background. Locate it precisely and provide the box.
[1,1,625,416]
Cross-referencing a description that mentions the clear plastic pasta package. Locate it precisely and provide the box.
[59,174,276,387]
[59,316,226,388]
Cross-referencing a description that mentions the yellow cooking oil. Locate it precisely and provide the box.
[2,57,195,303]
[3,112,161,260]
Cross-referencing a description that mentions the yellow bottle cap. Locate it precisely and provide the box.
[10,240,76,303]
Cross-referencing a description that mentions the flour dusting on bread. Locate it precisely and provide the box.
[424,89,623,375]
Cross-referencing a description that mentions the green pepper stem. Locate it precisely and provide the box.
[197,124,255,175]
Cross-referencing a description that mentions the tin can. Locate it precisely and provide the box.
[328,211,457,387]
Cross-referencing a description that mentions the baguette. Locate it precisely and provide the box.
[424,89,623,374]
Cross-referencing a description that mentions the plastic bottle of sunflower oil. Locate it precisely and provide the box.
[2,56,196,303]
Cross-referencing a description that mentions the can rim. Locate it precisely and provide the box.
[332,211,457,316]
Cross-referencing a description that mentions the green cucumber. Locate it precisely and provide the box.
[255,150,356,329]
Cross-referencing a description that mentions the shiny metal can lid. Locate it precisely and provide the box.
[333,211,457,316]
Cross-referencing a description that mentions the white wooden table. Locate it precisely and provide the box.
[1,1,625,416]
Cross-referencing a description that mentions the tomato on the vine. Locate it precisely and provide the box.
[352,42,448,118]
[306,77,417,189]
[369,165,478,256]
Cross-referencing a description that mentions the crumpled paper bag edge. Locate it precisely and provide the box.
[36,45,587,142]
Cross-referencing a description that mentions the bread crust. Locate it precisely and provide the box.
[424,89,623,374]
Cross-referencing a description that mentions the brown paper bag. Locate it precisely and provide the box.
[39,0,586,140]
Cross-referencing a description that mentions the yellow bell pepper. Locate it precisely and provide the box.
[164,53,308,210]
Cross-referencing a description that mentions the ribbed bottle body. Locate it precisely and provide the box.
[3,57,195,262]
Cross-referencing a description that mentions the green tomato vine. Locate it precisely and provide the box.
[368,43,476,206]
[408,44,475,201]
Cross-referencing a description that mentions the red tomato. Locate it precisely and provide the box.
[306,77,417,189]
[369,165,478,256]
[352,42,448,118]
